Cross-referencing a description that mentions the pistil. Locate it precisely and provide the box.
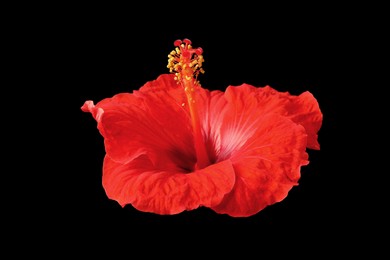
[167,39,210,169]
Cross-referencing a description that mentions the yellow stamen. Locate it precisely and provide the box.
[167,39,210,169]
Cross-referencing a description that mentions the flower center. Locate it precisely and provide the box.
[167,39,210,170]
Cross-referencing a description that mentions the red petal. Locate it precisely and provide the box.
[81,100,104,122]
[284,91,323,150]
[102,155,235,215]
[211,114,309,217]
[198,85,311,217]
[138,74,184,98]
[215,86,265,161]
[258,85,322,150]
[82,74,196,166]
[222,84,322,150]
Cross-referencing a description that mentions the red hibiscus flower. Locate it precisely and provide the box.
[81,39,322,217]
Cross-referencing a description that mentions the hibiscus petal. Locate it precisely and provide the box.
[202,85,311,217]
[196,89,226,163]
[102,155,235,215]
[210,113,308,217]
[257,85,322,150]
[215,85,264,161]
[81,100,104,122]
[221,84,322,150]
[284,91,323,150]
[82,74,196,167]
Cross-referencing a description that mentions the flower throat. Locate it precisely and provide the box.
[167,39,210,170]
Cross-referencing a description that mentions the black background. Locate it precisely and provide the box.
[16,3,369,253]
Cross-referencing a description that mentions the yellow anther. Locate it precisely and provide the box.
[190,60,197,67]
[167,39,205,86]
